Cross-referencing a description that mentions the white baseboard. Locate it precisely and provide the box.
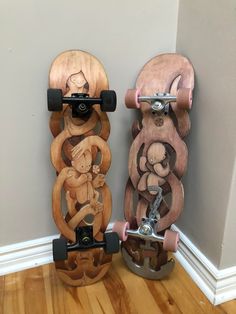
[0,235,56,276]
[172,225,236,305]
[0,223,236,305]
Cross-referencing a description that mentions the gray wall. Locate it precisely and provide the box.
[0,0,179,246]
[2,0,235,272]
[176,0,236,268]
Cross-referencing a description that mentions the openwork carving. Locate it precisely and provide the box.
[48,50,114,286]
[119,54,194,279]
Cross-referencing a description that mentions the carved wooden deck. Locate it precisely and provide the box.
[48,50,114,286]
[121,53,194,278]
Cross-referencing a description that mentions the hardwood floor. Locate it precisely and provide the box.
[0,253,235,314]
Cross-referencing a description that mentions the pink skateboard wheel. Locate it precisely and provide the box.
[163,229,179,252]
[112,221,130,241]
[176,88,192,110]
[125,89,141,109]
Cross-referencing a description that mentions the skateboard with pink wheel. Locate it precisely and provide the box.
[113,53,194,279]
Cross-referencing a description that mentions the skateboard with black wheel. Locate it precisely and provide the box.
[48,50,119,286]
[113,53,194,279]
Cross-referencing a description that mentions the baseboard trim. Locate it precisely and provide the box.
[1,223,236,305]
[172,225,236,305]
[0,235,56,276]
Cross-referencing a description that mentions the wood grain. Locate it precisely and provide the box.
[122,53,194,277]
[0,254,235,314]
[49,50,113,286]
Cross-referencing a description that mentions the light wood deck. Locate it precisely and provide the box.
[0,253,235,314]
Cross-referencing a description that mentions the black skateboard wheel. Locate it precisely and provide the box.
[52,238,68,261]
[104,232,120,254]
[100,90,117,112]
[47,88,63,112]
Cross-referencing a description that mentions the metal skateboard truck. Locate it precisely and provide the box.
[121,219,179,252]
[125,88,192,112]
[53,226,119,261]
[113,186,179,252]
[113,186,179,280]
[48,89,117,116]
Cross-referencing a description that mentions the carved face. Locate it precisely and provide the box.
[68,71,87,88]
[147,142,166,165]
[72,150,92,173]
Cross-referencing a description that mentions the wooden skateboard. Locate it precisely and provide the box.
[113,53,194,279]
[48,50,119,286]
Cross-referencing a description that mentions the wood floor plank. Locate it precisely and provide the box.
[15,271,26,314]
[86,280,115,314]
[173,260,227,314]
[24,267,48,314]
[103,262,137,313]
[3,273,19,314]
[0,276,5,314]
[219,300,236,314]
[62,286,91,314]
[42,264,54,314]
[46,264,93,314]
[45,264,68,314]
[113,254,163,313]
[145,279,182,313]
[0,253,236,314]
[158,261,206,314]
